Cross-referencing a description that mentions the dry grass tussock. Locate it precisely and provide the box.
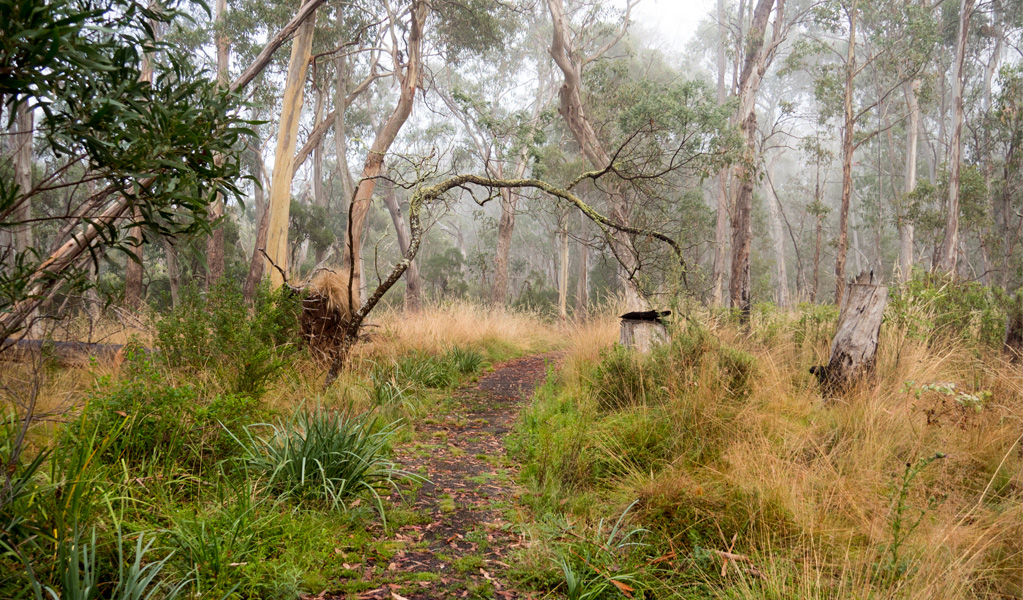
[555,310,1022,598]
[359,300,563,362]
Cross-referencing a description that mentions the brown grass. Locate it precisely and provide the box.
[557,309,1023,598]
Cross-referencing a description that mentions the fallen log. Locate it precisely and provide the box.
[812,271,888,392]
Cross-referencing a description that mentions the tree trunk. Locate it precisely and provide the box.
[311,83,328,265]
[834,0,856,307]
[381,178,421,311]
[711,0,730,307]
[812,210,822,304]
[162,238,181,308]
[728,0,783,320]
[814,271,888,392]
[124,206,145,307]
[206,0,230,288]
[899,79,920,282]
[979,16,1001,284]
[490,153,529,305]
[547,0,647,311]
[558,222,569,321]
[13,102,33,255]
[576,209,588,317]
[938,0,975,275]
[342,0,428,309]
[243,139,268,303]
[765,155,789,307]
[264,0,317,287]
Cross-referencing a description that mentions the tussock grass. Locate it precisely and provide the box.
[361,300,562,363]
[514,307,1023,598]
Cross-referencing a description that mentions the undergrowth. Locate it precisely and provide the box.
[510,283,1023,599]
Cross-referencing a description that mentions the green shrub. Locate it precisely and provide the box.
[888,274,1005,348]
[79,352,263,469]
[155,281,302,398]
[232,409,412,515]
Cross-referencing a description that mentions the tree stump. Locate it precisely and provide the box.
[813,272,888,391]
[619,310,670,354]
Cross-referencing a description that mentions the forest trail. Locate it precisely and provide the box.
[348,353,560,600]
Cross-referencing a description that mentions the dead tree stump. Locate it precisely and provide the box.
[813,272,888,391]
[619,310,670,353]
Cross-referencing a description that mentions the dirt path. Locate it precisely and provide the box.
[350,353,558,600]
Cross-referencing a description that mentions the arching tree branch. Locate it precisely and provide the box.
[323,172,686,385]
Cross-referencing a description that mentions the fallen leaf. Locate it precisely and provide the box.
[610,580,634,598]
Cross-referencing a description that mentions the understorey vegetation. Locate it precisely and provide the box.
[507,277,1021,599]
[0,288,538,599]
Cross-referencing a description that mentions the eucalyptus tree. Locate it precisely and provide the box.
[435,19,553,306]
[791,0,937,303]
[0,0,289,339]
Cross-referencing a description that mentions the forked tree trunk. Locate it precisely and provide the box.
[264,0,317,287]
[814,271,888,391]
[342,0,427,307]
[547,0,647,311]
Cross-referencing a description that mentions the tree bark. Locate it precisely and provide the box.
[206,0,230,288]
[264,0,317,287]
[547,0,648,311]
[162,238,181,308]
[729,0,783,319]
[575,209,588,317]
[342,0,428,309]
[381,178,421,311]
[938,0,975,275]
[899,78,920,282]
[764,155,789,307]
[558,221,569,320]
[243,138,268,303]
[835,0,857,306]
[815,271,888,392]
[13,102,33,255]
[311,82,327,265]
[1005,294,1023,362]
[711,0,730,307]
